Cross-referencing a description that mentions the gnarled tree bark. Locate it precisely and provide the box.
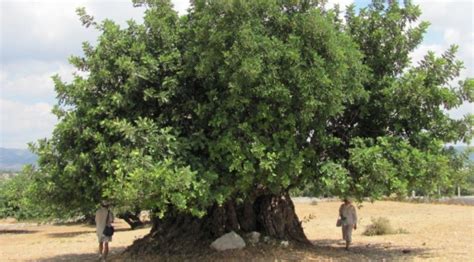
[118,210,144,230]
[126,191,308,255]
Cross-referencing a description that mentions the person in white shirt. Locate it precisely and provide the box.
[95,201,114,261]
[338,197,357,250]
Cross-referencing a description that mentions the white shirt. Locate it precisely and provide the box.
[95,207,114,236]
[339,203,357,225]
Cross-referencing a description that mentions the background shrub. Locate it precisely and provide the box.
[363,217,409,236]
[363,217,395,236]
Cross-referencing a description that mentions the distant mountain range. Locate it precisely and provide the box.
[0,147,37,171]
[0,145,472,172]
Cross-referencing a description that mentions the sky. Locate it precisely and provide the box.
[0,0,473,149]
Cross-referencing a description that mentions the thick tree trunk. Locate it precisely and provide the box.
[126,192,308,255]
[118,211,144,230]
[83,214,96,225]
[255,192,308,243]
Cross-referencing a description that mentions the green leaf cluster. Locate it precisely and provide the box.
[31,0,472,219]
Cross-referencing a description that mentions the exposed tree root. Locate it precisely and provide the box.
[125,192,309,256]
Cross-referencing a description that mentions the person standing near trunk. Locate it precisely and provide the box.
[95,201,114,261]
[338,198,357,250]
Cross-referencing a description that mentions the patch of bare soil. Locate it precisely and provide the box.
[1,201,473,261]
[0,218,149,261]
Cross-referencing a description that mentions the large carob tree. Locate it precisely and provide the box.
[32,0,472,254]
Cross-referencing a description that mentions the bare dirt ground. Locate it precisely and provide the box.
[1,201,473,261]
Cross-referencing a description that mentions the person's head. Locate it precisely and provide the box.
[343,197,352,204]
[100,200,111,208]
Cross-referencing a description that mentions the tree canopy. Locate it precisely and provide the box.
[31,0,472,234]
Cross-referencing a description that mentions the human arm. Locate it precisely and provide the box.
[109,211,114,224]
[352,206,357,229]
[95,210,99,225]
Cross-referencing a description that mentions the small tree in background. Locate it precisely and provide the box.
[0,165,56,220]
[30,0,472,253]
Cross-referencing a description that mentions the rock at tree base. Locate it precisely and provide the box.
[210,231,246,251]
[246,232,261,244]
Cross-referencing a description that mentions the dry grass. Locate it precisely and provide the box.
[299,201,474,261]
[362,216,409,236]
[0,201,473,261]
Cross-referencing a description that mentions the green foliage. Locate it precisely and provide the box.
[454,147,474,195]
[325,0,472,200]
[0,166,52,220]
[463,167,474,195]
[177,0,367,201]
[31,0,472,221]
[444,146,473,195]
[348,137,458,198]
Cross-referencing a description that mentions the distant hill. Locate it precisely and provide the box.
[0,148,37,171]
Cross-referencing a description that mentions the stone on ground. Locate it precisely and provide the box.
[210,231,246,251]
[246,231,261,244]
